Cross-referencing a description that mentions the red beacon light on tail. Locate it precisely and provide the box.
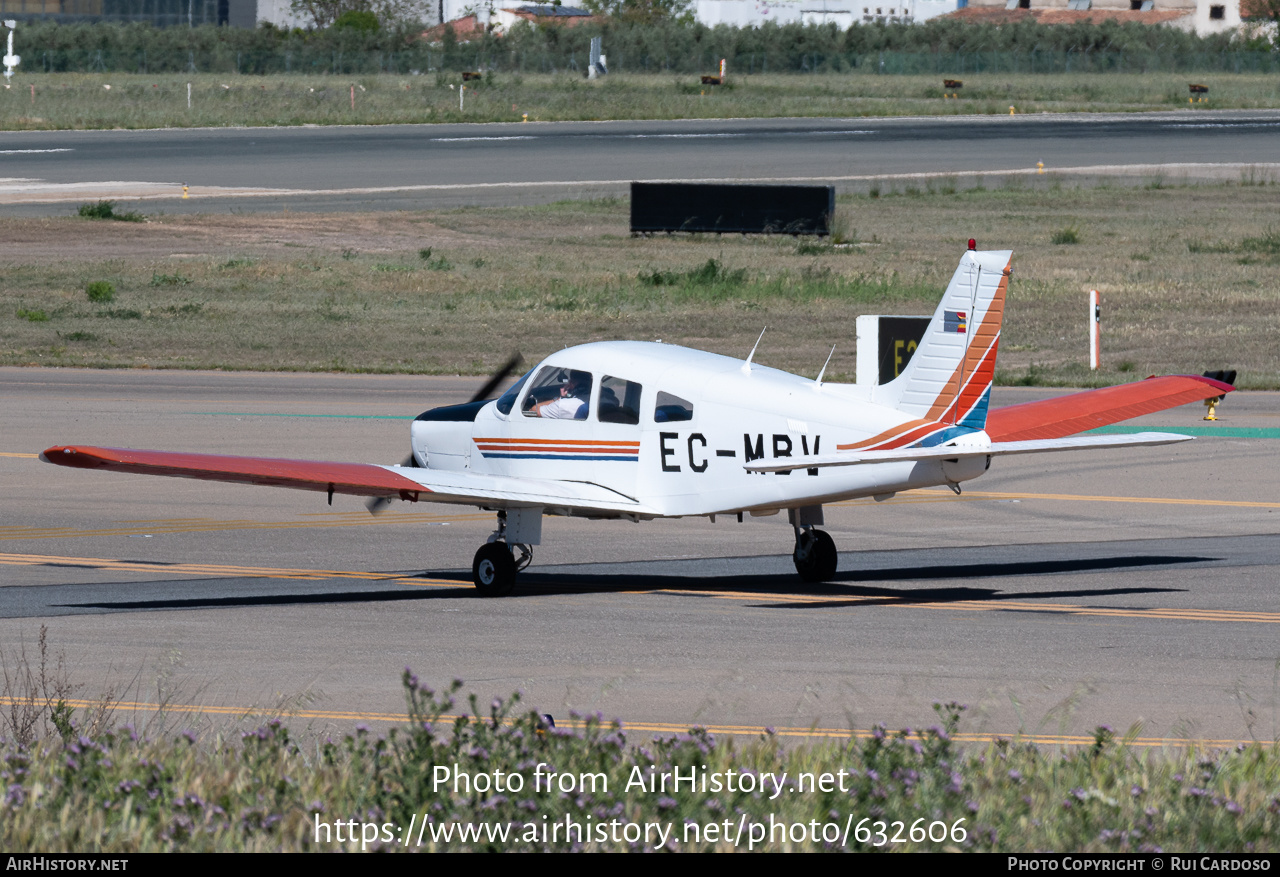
[968,238,977,250]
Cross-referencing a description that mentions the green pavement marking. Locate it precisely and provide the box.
[197,412,415,420]
[1086,425,1280,439]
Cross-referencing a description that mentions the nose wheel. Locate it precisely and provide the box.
[473,542,517,596]
[793,528,838,583]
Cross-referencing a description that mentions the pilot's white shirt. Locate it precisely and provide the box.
[541,396,588,420]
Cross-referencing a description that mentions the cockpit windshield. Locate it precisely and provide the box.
[495,368,535,416]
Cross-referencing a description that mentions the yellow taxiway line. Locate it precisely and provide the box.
[0,551,466,588]
[0,510,493,541]
[0,694,1259,750]
[834,489,1280,510]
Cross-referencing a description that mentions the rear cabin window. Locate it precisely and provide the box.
[654,391,694,422]
[599,376,642,425]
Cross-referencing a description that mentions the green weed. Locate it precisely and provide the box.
[17,308,49,322]
[77,201,144,222]
[638,258,747,288]
[85,281,115,302]
[1051,227,1081,245]
[419,248,453,271]
[149,273,191,287]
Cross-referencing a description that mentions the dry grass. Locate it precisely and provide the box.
[2,179,1278,386]
[5,71,1280,129]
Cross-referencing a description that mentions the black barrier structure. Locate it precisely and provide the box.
[876,316,931,384]
[631,183,835,236]
[860,314,931,384]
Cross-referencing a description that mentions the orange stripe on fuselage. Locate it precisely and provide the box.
[474,437,639,448]
[836,418,932,452]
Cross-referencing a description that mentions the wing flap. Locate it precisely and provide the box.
[744,432,1192,473]
[984,375,1234,442]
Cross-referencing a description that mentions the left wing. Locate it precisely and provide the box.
[40,446,655,516]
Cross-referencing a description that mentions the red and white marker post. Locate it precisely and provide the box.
[1089,289,1101,370]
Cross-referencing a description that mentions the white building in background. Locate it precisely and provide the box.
[953,0,1243,36]
[693,0,958,26]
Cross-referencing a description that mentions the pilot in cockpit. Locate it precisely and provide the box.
[533,370,592,420]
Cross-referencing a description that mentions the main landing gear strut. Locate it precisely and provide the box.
[472,510,535,597]
[790,506,838,583]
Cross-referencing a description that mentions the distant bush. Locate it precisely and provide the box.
[85,281,115,302]
[1051,226,1081,245]
[78,201,144,223]
[332,10,379,32]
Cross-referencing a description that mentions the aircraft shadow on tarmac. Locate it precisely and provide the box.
[56,552,1207,613]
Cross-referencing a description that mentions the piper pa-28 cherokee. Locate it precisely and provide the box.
[42,247,1234,596]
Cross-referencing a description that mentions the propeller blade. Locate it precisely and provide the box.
[370,354,521,516]
[365,495,394,516]
[367,454,415,515]
[468,352,524,404]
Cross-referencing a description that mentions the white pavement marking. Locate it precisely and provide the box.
[429,136,537,142]
[0,148,73,154]
[4,162,1279,205]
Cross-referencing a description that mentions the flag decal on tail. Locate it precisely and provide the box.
[944,311,967,333]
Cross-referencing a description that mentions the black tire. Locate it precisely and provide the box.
[793,529,839,583]
[473,542,517,597]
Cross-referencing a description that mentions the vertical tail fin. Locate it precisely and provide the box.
[873,249,1011,432]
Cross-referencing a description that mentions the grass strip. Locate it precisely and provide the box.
[6,71,1280,130]
[3,181,1278,386]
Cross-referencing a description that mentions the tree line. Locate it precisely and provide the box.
[11,17,1276,75]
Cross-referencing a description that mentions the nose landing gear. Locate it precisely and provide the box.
[471,508,539,596]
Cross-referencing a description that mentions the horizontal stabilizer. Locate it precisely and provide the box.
[985,375,1234,442]
[744,432,1192,473]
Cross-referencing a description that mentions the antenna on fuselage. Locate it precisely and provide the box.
[741,327,767,374]
[813,345,836,388]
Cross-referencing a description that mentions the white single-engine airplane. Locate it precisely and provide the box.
[42,247,1234,595]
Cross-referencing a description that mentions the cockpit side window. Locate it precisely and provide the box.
[522,366,593,420]
[654,391,694,422]
[599,376,642,425]
[495,368,534,416]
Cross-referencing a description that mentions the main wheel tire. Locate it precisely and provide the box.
[793,529,839,583]
[473,542,517,597]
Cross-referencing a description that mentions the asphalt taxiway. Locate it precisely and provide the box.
[3,112,1280,214]
[2,368,1278,745]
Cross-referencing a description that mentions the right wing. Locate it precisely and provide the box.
[985,374,1234,442]
[745,432,1193,473]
